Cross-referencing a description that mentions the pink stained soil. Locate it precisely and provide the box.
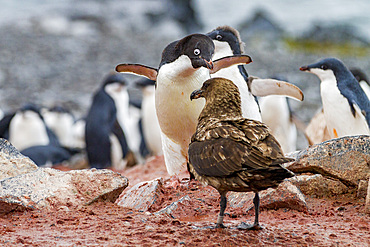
[0,155,369,246]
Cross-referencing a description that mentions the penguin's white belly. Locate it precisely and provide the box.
[212,66,261,121]
[155,62,208,175]
[321,80,370,138]
[260,95,296,153]
[110,134,127,170]
[156,83,204,148]
[9,113,49,150]
[44,112,74,147]
[71,119,86,149]
[142,91,162,156]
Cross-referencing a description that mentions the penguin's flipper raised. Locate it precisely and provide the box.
[210,55,252,74]
[116,64,158,81]
[248,77,304,101]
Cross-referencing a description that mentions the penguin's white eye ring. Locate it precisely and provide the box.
[216,34,222,40]
[194,48,201,56]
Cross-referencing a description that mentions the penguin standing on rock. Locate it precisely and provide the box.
[300,58,370,138]
[85,73,131,169]
[206,25,304,121]
[116,33,252,181]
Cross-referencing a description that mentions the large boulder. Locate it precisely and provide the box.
[286,135,370,189]
[228,180,308,212]
[0,138,38,180]
[118,178,307,216]
[289,174,349,198]
[0,168,128,214]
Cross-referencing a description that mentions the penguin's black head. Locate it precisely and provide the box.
[48,105,71,114]
[18,103,44,120]
[177,34,215,69]
[299,58,346,73]
[207,26,244,55]
[160,34,215,70]
[103,72,127,87]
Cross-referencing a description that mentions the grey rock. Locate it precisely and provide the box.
[289,174,349,198]
[238,9,285,42]
[228,180,308,212]
[287,135,370,188]
[0,168,128,214]
[0,138,38,180]
[357,180,368,199]
[300,23,369,45]
[116,177,163,211]
[155,195,190,217]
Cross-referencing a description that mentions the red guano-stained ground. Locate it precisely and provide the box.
[0,156,369,246]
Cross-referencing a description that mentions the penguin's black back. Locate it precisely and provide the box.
[85,88,120,168]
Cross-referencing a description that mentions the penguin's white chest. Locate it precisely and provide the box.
[43,112,74,147]
[212,66,261,121]
[320,77,370,138]
[211,40,261,121]
[142,86,162,155]
[260,95,296,153]
[155,56,207,148]
[9,111,49,150]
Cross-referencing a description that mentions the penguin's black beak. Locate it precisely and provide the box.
[190,89,204,101]
[192,57,214,70]
[204,59,214,70]
[299,66,310,71]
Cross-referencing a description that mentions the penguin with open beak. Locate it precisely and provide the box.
[116,33,252,182]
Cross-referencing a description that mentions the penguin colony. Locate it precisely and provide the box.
[0,24,368,229]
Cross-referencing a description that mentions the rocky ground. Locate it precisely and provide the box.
[0,2,369,246]
[0,136,369,246]
[0,156,369,246]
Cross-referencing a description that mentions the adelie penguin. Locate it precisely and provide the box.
[5,103,59,151]
[300,58,370,138]
[116,33,252,181]
[42,105,76,148]
[85,73,132,170]
[135,78,162,157]
[206,25,304,121]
